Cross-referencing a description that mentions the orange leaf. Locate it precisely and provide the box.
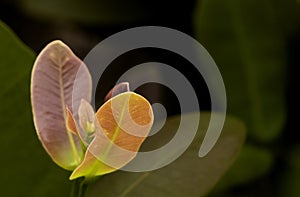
[70,92,153,179]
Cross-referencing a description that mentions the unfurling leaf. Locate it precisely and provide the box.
[78,99,96,145]
[104,82,130,102]
[31,40,92,170]
[70,92,153,180]
[66,105,78,135]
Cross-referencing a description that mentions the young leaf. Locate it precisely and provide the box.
[86,112,246,197]
[66,105,79,135]
[78,99,96,144]
[70,92,153,180]
[104,82,130,102]
[31,40,92,170]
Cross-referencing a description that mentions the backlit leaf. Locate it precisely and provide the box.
[31,40,92,170]
[70,92,153,180]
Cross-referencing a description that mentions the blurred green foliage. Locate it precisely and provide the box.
[279,145,300,197]
[0,20,71,197]
[0,0,300,196]
[0,20,246,196]
[210,145,273,194]
[194,0,300,196]
[19,0,143,25]
[87,113,245,197]
[195,0,286,143]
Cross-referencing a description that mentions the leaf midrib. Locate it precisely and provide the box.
[54,52,80,166]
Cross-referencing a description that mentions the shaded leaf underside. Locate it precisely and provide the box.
[86,112,246,197]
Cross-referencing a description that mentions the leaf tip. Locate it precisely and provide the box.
[104,82,130,101]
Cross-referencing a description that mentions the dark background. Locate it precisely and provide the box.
[1,0,300,196]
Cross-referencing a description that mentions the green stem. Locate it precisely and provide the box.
[78,180,88,197]
[70,178,88,197]
[70,178,79,197]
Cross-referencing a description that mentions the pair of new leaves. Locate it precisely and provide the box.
[31,41,154,180]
